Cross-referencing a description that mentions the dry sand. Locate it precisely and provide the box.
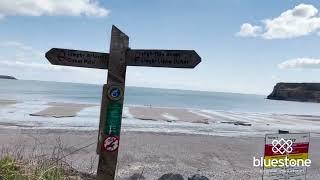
[0,128,319,180]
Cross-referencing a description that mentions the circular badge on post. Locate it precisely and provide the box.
[104,136,119,152]
[107,86,123,101]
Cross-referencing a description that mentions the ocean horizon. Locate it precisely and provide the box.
[1,79,320,136]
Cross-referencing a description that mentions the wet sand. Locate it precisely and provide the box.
[29,104,214,124]
[30,102,96,118]
[128,106,212,124]
[0,99,17,107]
[0,100,320,179]
[0,128,319,180]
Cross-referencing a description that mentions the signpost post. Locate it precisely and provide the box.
[45,25,201,180]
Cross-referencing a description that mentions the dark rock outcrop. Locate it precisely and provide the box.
[0,75,17,80]
[267,83,320,103]
[158,173,184,180]
[188,174,209,180]
[128,173,145,180]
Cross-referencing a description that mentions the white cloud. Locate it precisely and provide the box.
[278,58,320,69]
[237,4,320,39]
[0,0,109,18]
[236,23,261,37]
[0,41,32,50]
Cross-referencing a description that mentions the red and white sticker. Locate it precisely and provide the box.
[104,136,119,152]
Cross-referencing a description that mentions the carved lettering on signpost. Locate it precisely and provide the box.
[45,25,201,180]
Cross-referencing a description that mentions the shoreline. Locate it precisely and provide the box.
[3,97,320,117]
[0,128,319,179]
[0,96,320,179]
[1,98,320,137]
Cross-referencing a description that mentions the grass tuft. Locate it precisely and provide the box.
[0,156,19,180]
[0,156,66,180]
[0,136,96,180]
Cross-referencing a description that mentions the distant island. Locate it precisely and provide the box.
[0,75,17,80]
[267,83,320,103]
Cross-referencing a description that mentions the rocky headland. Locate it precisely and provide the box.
[267,83,320,103]
[0,75,17,80]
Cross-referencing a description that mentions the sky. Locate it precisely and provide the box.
[1,0,320,95]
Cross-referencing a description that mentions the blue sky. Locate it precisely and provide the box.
[1,0,320,95]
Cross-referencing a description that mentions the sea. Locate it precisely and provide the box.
[1,79,320,136]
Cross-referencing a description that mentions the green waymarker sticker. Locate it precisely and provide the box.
[105,102,123,136]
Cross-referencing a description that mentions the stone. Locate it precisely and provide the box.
[188,174,209,180]
[128,173,145,180]
[158,173,184,180]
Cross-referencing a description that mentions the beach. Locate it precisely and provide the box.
[0,101,320,179]
[3,1,320,179]
[1,80,320,179]
[0,129,320,180]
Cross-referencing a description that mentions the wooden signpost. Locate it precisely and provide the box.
[45,25,201,180]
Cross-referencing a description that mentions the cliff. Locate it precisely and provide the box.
[0,75,17,80]
[267,83,320,103]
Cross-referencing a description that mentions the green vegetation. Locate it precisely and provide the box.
[0,137,95,180]
[0,156,68,180]
[0,157,18,180]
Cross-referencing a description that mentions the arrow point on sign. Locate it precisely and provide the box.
[192,50,201,68]
[45,48,56,65]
